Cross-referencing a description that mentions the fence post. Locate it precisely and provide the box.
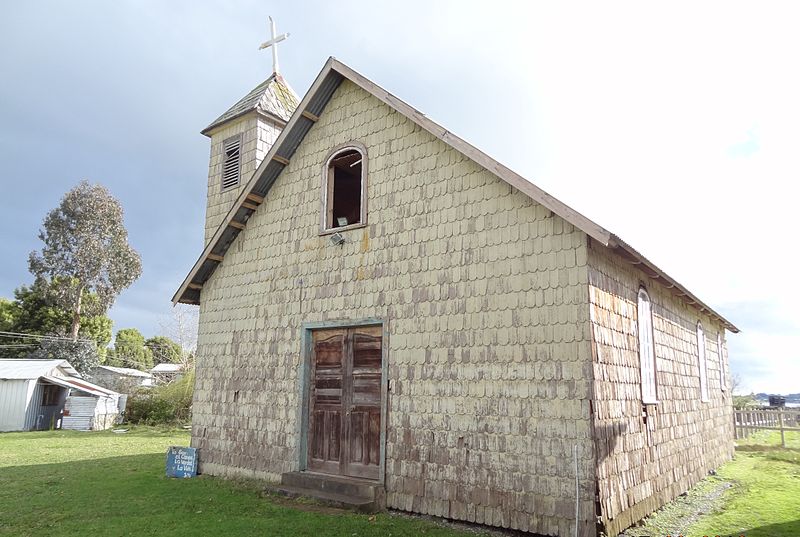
[779,411,785,448]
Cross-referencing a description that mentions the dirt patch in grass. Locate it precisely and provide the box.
[619,431,800,537]
[619,475,734,537]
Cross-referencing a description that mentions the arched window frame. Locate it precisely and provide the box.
[637,287,658,404]
[320,142,368,234]
[697,322,710,402]
[717,332,727,392]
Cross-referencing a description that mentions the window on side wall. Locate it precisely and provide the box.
[637,288,657,404]
[323,145,366,232]
[697,322,709,402]
[717,332,727,391]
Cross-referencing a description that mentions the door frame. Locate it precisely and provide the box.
[297,318,388,483]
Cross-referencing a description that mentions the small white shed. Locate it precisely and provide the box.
[0,359,122,432]
[88,365,154,392]
[150,363,184,384]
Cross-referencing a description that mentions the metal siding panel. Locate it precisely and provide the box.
[24,382,44,431]
[63,396,97,430]
[0,379,31,431]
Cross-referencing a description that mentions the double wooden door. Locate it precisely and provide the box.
[308,326,383,480]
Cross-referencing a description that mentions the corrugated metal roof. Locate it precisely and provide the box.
[0,359,80,380]
[151,363,183,373]
[43,376,118,398]
[95,365,153,378]
[202,73,300,135]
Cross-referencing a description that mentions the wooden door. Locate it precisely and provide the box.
[308,325,382,480]
[308,329,345,475]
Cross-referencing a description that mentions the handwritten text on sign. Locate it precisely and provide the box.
[166,446,197,478]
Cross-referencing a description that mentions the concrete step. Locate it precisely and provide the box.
[281,471,380,501]
[268,483,380,513]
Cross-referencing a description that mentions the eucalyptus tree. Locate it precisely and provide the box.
[28,181,142,340]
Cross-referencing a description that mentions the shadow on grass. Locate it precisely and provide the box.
[736,444,800,453]
[733,519,800,537]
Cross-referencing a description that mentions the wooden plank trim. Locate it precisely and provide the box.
[207,254,224,262]
[172,58,337,304]
[607,235,740,332]
[242,201,259,211]
[187,283,203,290]
[301,110,319,122]
[229,221,245,230]
[272,155,290,166]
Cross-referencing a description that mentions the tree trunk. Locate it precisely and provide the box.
[70,287,84,340]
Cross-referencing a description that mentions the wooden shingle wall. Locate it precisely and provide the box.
[588,241,733,536]
[192,80,597,537]
[204,115,283,244]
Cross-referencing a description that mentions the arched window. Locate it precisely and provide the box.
[697,322,709,402]
[637,288,657,404]
[717,332,727,391]
[322,144,367,232]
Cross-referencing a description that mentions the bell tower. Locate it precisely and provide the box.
[201,17,298,244]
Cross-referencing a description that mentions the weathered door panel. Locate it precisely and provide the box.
[345,327,382,479]
[308,329,345,475]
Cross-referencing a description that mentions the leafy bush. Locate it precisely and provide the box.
[125,369,194,425]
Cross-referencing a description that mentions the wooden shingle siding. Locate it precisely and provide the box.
[588,240,733,536]
[204,115,283,245]
[192,80,597,537]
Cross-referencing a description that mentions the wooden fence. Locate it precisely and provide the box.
[734,408,800,447]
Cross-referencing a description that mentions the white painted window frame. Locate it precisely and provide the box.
[717,332,726,391]
[637,288,658,404]
[697,322,710,402]
[320,142,368,235]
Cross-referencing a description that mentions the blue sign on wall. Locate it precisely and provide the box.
[166,446,198,478]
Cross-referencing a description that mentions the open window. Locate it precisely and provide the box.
[323,145,366,232]
[637,288,658,404]
[697,322,709,402]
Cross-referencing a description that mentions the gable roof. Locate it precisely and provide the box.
[201,73,300,135]
[94,365,153,378]
[43,375,119,398]
[151,363,183,373]
[0,359,80,380]
[173,57,739,333]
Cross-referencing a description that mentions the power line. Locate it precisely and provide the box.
[0,331,96,345]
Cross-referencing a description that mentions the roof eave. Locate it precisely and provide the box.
[173,57,738,335]
[200,108,289,137]
[607,234,740,333]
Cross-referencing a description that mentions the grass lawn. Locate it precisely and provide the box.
[0,427,484,537]
[624,430,800,537]
[687,431,800,537]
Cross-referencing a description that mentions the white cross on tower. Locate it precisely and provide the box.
[258,16,289,75]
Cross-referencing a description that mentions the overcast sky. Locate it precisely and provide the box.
[1,2,797,393]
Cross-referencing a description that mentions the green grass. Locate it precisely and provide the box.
[687,431,800,537]
[624,430,800,537]
[0,428,483,537]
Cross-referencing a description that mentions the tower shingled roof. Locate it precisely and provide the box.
[201,73,300,135]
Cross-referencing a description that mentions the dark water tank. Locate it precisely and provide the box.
[768,395,786,408]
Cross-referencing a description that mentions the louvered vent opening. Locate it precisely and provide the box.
[221,136,241,191]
